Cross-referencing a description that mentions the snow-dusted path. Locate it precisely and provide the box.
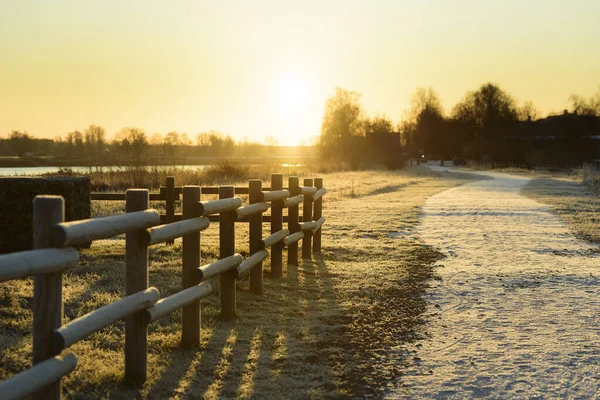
[394,169,600,399]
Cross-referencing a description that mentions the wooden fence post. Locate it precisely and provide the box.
[165,176,175,245]
[220,186,236,319]
[249,179,263,294]
[33,195,64,400]
[313,178,323,253]
[182,186,201,346]
[270,173,283,277]
[125,189,150,384]
[287,177,300,266]
[302,178,313,260]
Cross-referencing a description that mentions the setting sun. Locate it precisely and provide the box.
[276,75,310,110]
[270,74,319,145]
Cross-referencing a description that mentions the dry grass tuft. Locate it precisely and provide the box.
[0,167,481,398]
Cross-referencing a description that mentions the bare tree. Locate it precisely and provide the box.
[569,87,600,116]
[114,127,148,161]
[518,101,541,121]
[318,87,364,164]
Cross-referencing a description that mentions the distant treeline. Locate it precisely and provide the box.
[317,84,600,167]
[5,83,600,168]
[0,128,309,165]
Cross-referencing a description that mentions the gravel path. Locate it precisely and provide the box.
[393,169,600,399]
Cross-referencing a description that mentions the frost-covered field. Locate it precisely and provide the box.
[394,168,600,399]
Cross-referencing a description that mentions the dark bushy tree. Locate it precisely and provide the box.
[7,130,34,157]
[451,83,518,157]
[405,87,447,158]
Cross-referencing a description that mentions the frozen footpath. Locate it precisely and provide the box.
[393,169,600,399]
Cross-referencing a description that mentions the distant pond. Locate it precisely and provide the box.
[0,164,302,176]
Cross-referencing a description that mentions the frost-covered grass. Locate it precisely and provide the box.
[0,167,480,399]
[522,176,600,243]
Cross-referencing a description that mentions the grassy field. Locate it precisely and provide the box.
[522,175,600,244]
[0,167,482,399]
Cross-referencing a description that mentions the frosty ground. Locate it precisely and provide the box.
[393,167,600,399]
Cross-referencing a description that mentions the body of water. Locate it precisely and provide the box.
[0,164,302,176]
[0,165,208,176]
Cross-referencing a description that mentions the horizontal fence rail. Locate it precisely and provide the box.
[0,248,79,281]
[0,173,327,399]
[198,197,243,216]
[143,283,213,324]
[54,288,160,352]
[197,254,244,281]
[0,352,77,400]
[55,210,160,247]
[260,228,290,250]
[144,217,210,246]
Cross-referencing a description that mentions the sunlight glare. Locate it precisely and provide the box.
[276,75,310,111]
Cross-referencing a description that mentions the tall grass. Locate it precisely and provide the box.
[46,160,386,192]
[49,162,299,192]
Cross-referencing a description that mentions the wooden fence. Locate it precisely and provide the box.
[0,174,326,400]
[89,176,311,225]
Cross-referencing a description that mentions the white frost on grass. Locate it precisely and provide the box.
[392,169,600,399]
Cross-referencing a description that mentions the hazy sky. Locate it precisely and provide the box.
[1,0,599,145]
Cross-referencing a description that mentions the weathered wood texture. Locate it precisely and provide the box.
[238,249,269,277]
[287,177,300,266]
[145,217,209,246]
[182,186,202,347]
[165,176,175,245]
[299,185,317,195]
[283,194,303,208]
[143,283,213,324]
[0,248,79,282]
[125,189,151,384]
[312,187,327,202]
[219,186,237,319]
[54,288,160,352]
[302,178,314,259]
[162,213,306,223]
[198,197,242,216]
[249,180,263,294]
[32,195,65,400]
[269,174,284,278]
[283,231,304,245]
[313,178,324,253]
[300,220,319,231]
[236,202,269,220]
[260,189,290,202]
[260,229,289,250]
[197,254,243,281]
[55,209,160,247]
[311,217,326,233]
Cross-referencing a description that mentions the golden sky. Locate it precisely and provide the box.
[1,0,599,145]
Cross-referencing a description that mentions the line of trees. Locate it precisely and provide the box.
[0,127,289,162]
[317,83,600,166]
